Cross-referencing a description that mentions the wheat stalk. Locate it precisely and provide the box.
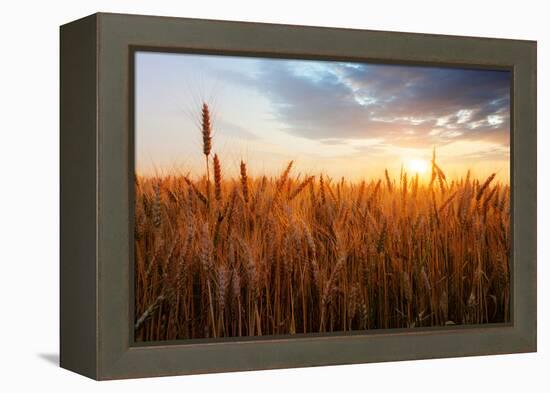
[240,160,249,204]
[213,153,222,203]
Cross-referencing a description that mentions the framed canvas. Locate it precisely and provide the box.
[60,12,537,380]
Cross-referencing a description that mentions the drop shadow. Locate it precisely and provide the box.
[38,353,59,366]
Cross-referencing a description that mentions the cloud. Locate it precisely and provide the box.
[215,119,259,140]
[319,138,349,145]
[241,60,510,152]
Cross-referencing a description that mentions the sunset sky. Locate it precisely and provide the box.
[135,51,510,182]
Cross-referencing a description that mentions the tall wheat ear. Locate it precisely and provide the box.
[213,153,222,203]
[201,102,213,203]
[240,160,249,203]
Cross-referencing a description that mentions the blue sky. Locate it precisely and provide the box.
[135,51,510,181]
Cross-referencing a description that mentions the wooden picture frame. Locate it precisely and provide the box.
[60,12,537,380]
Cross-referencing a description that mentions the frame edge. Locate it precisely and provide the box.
[60,13,99,380]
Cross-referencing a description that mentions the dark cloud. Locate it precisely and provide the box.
[247,59,510,148]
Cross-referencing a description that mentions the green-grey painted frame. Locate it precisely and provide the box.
[60,12,537,380]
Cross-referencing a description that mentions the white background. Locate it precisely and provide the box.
[0,0,547,391]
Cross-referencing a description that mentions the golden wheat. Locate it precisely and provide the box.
[134,106,510,342]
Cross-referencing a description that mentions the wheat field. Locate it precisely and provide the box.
[134,104,510,342]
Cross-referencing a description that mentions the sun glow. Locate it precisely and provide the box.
[406,158,429,175]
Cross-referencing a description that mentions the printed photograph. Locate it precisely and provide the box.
[133,52,511,341]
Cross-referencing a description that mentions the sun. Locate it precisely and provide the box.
[406,158,429,175]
